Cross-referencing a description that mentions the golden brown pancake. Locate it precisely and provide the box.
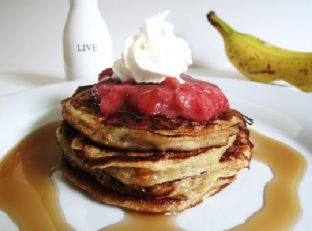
[58,84,253,213]
[57,122,251,187]
[60,157,237,213]
[57,121,252,212]
[62,85,246,151]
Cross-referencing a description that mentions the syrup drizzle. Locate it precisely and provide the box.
[0,122,71,231]
[232,130,306,231]
[0,123,306,231]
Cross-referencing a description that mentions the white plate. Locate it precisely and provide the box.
[0,76,311,231]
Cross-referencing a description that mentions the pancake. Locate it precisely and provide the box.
[62,85,246,151]
[60,157,237,213]
[58,82,253,213]
[57,121,252,211]
[57,122,252,187]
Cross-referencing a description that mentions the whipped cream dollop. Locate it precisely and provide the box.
[112,11,192,83]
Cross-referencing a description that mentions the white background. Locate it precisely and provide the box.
[0,0,312,95]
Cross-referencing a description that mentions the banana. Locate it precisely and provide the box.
[207,11,312,92]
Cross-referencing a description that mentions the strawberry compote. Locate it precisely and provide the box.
[95,70,229,123]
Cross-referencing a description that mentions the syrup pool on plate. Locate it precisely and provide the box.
[0,122,306,231]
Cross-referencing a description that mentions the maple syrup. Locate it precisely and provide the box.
[0,122,71,231]
[231,130,306,231]
[0,123,306,231]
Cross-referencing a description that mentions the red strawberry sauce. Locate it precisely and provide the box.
[95,69,229,123]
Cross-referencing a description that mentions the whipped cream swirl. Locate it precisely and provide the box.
[112,11,192,83]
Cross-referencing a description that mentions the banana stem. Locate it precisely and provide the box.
[207,11,234,36]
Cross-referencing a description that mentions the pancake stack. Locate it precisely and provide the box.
[57,85,253,213]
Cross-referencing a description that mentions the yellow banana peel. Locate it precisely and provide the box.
[207,11,312,92]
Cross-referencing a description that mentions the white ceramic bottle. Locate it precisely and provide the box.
[63,0,113,81]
